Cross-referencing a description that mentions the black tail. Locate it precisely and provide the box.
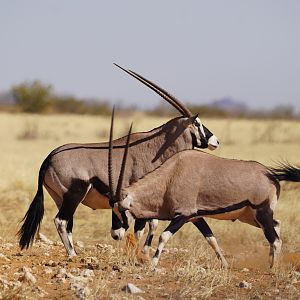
[18,158,49,250]
[268,162,300,182]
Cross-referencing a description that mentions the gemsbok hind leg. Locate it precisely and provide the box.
[54,183,91,258]
[152,216,187,266]
[193,218,228,268]
[255,206,282,268]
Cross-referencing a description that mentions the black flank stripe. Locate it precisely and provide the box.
[196,200,267,216]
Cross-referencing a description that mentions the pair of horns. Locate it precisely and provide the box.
[109,64,194,204]
[108,107,132,205]
[114,63,193,117]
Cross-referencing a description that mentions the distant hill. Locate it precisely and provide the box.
[210,98,248,113]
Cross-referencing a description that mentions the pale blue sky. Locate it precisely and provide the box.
[1,1,300,110]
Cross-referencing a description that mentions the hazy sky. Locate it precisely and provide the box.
[1,1,300,110]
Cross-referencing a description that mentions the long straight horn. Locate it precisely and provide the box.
[114,63,193,117]
[116,123,133,202]
[108,106,115,202]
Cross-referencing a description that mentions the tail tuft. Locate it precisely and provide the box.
[18,185,44,250]
[268,162,300,182]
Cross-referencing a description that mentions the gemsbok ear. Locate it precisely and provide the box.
[192,114,199,122]
[183,114,199,127]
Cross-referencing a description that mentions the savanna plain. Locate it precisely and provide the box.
[0,112,300,299]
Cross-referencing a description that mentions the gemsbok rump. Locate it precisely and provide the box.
[109,120,300,268]
[18,64,219,258]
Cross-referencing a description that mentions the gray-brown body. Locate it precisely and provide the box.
[122,150,276,222]
[116,150,300,267]
[44,118,200,211]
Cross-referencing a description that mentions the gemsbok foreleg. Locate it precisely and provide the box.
[133,219,159,254]
[255,206,282,268]
[152,215,188,266]
[54,183,92,258]
[134,219,146,240]
[143,219,159,254]
[193,218,228,268]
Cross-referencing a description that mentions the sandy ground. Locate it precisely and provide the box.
[1,231,300,299]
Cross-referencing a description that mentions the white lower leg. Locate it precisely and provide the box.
[143,219,158,254]
[134,228,145,241]
[274,219,281,237]
[269,238,282,268]
[54,217,76,257]
[206,236,228,268]
[67,231,74,248]
[152,231,172,266]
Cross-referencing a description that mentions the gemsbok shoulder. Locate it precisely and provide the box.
[18,64,219,258]
[109,119,300,268]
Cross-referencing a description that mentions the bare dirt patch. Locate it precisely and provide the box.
[1,234,300,299]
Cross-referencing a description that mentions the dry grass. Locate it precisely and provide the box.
[0,112,300,299]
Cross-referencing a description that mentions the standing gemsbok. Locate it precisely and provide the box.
[109,119,300,268]
[18,64,220,258]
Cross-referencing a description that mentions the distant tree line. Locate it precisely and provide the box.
[9,80,111,115]
[0,80,298,119]
[146,103,298,119]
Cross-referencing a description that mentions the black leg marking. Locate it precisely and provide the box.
[256,207,277,244]
[55,179,90,257]
[143,219,158,253]
[193,218,228,268]
[193,218,213,238]
[152,216,187,266]
[146,235,153,247]
[111,211,122,230]
[255,206,282,268]
[67,217,73,233]
[134,219,147,242]
[134,219,147,233]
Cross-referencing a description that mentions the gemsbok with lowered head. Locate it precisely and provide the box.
[18,64,219,258]
[109,118,300,268]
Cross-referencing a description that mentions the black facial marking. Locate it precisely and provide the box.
[194,122,210,149]
[111,211,122,230]
[203,125,213,139]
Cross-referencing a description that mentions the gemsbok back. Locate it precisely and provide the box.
[18,64,219,258]
[110,121,300,268]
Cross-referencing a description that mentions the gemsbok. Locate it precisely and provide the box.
[109,117,300,268]
[18,64,219,258]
